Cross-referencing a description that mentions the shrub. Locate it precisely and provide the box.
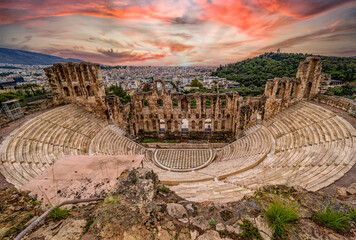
[131,179,137,184]
[210,218,216,229]
[158,186,170,193]
[313,207,350,233]
[264,198,298,239]
[239,219,262,240]
[84,218,94,234]
[49,207,70,219]
[190,99,197,107]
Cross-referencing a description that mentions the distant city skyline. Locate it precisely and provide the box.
[0,0,355,66]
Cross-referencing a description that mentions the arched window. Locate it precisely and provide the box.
[74,86,81,96]
[159,119,165,133]
[86,85,94,96]
[205,119,211,134]
[214,120,218,131]
[304,82,313,98]
[198,121,203,130]
[181,99,188,111]
[152,120,157,130]
[167,120,172,131]
[182,119,188,134]
[157,99,163,107]
[63,87,70,96]
[221,120,226,130]
[192,121,196,130]
[145,121,150,131]
[174,120,179,130]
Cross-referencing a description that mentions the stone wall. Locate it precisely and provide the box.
[314,94,356,117]
[43,62,107,119]
[44,57,332,140]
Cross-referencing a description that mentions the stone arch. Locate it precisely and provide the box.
[181,98,188,111]
[304,82,313,98]
[167,120,172,131]
[74,86,81,96]
[182,119,188,134]
[159,119,165,133]
[63,87,70,96]
[86,85,94,96]
[153,79,166,94]
[205,119,212,133]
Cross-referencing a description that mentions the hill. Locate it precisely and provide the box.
[212,52,356,87]
[0,48,82,65]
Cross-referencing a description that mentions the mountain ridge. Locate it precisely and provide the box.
[0,48,83,65]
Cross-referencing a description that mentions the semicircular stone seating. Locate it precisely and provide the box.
[0,101,355,203]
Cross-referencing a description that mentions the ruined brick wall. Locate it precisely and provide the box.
[44,62,107,119]
[314,94,356,117]
[262,57,330,120]
[128,79,244,140]
[44,57,332,140]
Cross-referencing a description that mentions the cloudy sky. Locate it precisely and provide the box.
[0,0,355,66]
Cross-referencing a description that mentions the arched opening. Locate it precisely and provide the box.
[221,120,226,130]
[143,99,149,107]
[190,98,197,107]
[159,119,165,133]
[174,120,179,131]
[167,120,172,131]
[172,98,178,107]
[290,83,295,97]
[304,82,313,98]
[132,122,136,136]
[145,121,150,131]
[191,121,196,130]
[214,120,218,131]
[86,85,94,96]
[157,99,163,107]
[74,86,81,96]
[152,120,157,130]
[198,121,203,130]
[205,119,212,134]
[63,87,70,96]
[181,99,188,111]
[182,119,188,134]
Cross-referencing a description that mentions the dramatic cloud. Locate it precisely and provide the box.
[0,0,355,65]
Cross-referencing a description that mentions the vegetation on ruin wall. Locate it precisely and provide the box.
[212,52,356,87]
[106,85,131,104]
[0,84,47,105]
[327,84,356,99]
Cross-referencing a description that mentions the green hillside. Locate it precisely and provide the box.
[212,52,356,87]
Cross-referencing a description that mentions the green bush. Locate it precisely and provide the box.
[83,218,94,234]
[239,219,262,240]
[265,198,299,239]
[158,186,170,193]
[313,207,350,233]
[210,218,216,229]
[190,99,197,107]
[49,207,70,219]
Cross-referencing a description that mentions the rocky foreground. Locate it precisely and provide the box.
[0,168,355,240]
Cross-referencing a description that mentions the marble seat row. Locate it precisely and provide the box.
[89,125,146,156]
[158,102,355,201]
[0,104,108,188]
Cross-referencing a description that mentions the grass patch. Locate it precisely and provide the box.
[3,226,20,238]
[264,198,298,239]
[347,210,356,223]
[239,219,263,240]
[83,218,94,234]
[210,218,216,229]
[142,139,164,143]
[28,200,42,206]
[49,207,70,220]
[313,207,350,233]
[157,186,170,193]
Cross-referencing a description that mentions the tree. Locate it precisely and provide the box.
[190,79,203,88]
